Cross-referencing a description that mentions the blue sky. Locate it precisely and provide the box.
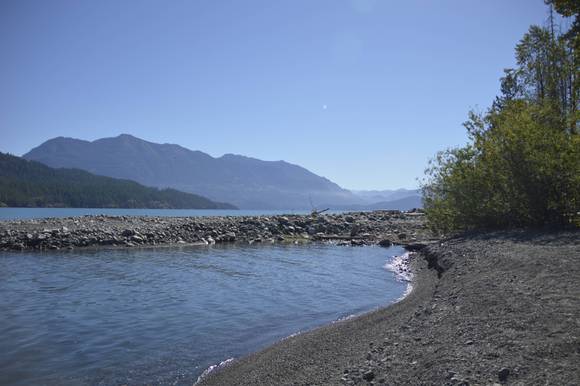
[0,0,551,190]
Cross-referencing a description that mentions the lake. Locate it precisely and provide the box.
[0,208,348,220]
[0,243,408,385]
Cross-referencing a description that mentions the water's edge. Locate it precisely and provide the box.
[195,250,416,384]
[0,243,410,385]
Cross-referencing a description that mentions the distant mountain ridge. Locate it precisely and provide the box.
[0,152,236,209]
[350,188,421,204]
[24,134,358,209]
[324,195,423,211]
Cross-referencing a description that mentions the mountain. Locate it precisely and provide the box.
[0,152,236,209]
[324,194,423,211]
[364,195,423,210]
[351,188,421,204]
[24,134,358,209]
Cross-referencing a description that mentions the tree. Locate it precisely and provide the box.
[422,4,580,233]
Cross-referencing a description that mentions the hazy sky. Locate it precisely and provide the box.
[0,0,551,190]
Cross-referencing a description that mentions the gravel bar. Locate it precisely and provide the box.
[0,210,430,251]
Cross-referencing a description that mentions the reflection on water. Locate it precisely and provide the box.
[0,243,406,385]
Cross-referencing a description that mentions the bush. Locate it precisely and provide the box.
[422,6,580,234]
[423,101,579,233]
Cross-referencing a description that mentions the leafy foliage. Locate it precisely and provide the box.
[423,4,580,233]
[0,153,236,209]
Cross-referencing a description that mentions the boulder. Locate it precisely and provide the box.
[121,229,135,237]
[378,239,393,247]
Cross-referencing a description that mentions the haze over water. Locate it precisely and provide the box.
[0,243,407,385]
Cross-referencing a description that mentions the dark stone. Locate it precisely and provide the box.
[362,370,375,381]
[404,242,427,251]
[121,229,135,237]
[498,367,510,382]
[224,232,236,242]
[378,239,392,247]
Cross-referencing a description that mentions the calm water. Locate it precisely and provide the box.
[0,208,342,220]
[0,243,407,385]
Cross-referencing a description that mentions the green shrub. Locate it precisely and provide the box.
[423,3,579,233]
[423,101,579,233]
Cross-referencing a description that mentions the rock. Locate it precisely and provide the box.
[362,370,375,381]
[398,232,407,240]
[0,210,426,252]
[378,239,392,247]
[224,232,236,241]
[404,242,427,251]
[130,234,144,243]
[350,225,360,237]
[498,368,510,383]
[121,229,135,237]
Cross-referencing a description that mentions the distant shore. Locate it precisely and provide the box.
[199,230,580,385]
[0,210,430,252]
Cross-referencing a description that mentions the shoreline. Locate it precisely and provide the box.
[198,246,438,386]
[199,230,580,385]
[195,249,418,385]
[0,210,432,252]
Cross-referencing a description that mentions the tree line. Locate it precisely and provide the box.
[0,152,236,209]
[422,0,579,233]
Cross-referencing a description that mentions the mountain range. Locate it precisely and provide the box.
[23,134,422,210]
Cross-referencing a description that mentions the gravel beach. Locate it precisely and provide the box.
[0,211,429,251]
[199,230,580,386]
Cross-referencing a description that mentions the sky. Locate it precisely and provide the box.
[0,0,552,190]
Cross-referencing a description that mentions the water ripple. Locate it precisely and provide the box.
[0,244,406,386]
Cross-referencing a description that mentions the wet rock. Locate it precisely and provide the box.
[378,239,392,247]
[224,232,236,242]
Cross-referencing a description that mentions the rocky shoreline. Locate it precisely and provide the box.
[0,210,432,252]
[3,212,576,385]
[199,230,580,385]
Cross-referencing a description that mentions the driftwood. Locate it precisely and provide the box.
[310,208,329,217]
